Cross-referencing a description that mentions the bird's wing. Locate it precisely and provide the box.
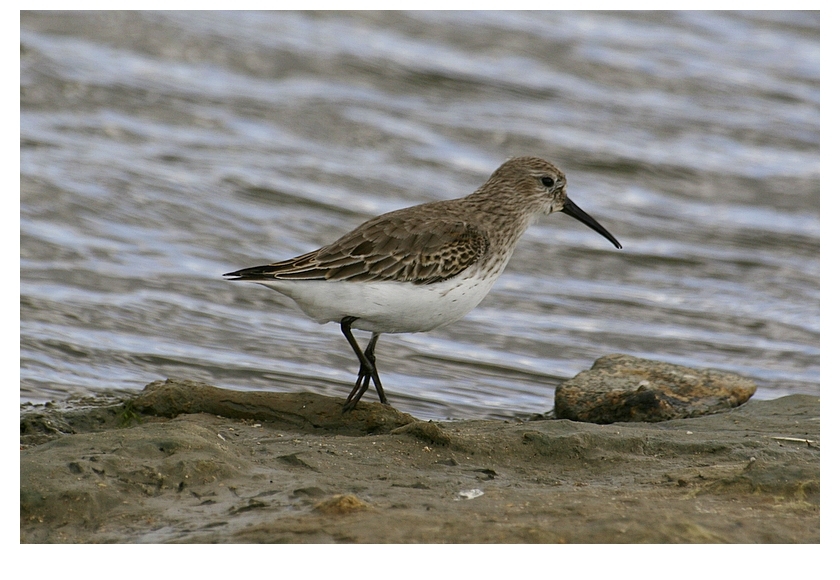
[225,211,489,285]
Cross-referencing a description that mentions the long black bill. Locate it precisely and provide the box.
[561,197,622,249]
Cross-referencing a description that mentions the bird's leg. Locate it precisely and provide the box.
[346,366,370,406]
[341,318,370,406]
[346,336,375,406]
[364,333,385,401]
[340,318,387,411]
[343,332,384,410]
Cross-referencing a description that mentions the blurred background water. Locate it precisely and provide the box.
[20,11,819,420]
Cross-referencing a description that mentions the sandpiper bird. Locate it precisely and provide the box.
[225,157,621,412]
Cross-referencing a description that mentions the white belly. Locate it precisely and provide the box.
[255,268,502,334]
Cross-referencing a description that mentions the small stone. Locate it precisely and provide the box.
[391,420,451,445]
[313,494,369,515]
[555,354,756,424]
[457,489,484,500]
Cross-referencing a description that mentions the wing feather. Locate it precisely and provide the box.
[225,207,489,285]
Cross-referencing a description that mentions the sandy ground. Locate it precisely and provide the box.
[21,379,819,543]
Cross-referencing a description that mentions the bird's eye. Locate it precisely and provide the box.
[541,176,555,188]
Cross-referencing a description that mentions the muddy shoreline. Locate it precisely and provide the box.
[21,379,819,543]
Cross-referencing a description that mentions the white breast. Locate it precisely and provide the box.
[255,263,506,334]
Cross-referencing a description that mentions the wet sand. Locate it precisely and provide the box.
[21,379,819,543]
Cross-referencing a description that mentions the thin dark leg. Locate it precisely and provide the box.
[340,317,387,411]
[345,334,378,406]
[346,367,370,407]
[346,333,386,408]
[360,333,385,401]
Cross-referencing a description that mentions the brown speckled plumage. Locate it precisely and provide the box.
[225,157,621,412]
[228,157,612,285]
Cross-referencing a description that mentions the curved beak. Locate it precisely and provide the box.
[561,197,622,249]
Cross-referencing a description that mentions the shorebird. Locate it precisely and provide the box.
[225,157,621,411]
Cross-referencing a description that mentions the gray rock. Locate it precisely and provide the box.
[555,354,757,424]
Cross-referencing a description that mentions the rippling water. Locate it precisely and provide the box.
[20,11,819,419]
